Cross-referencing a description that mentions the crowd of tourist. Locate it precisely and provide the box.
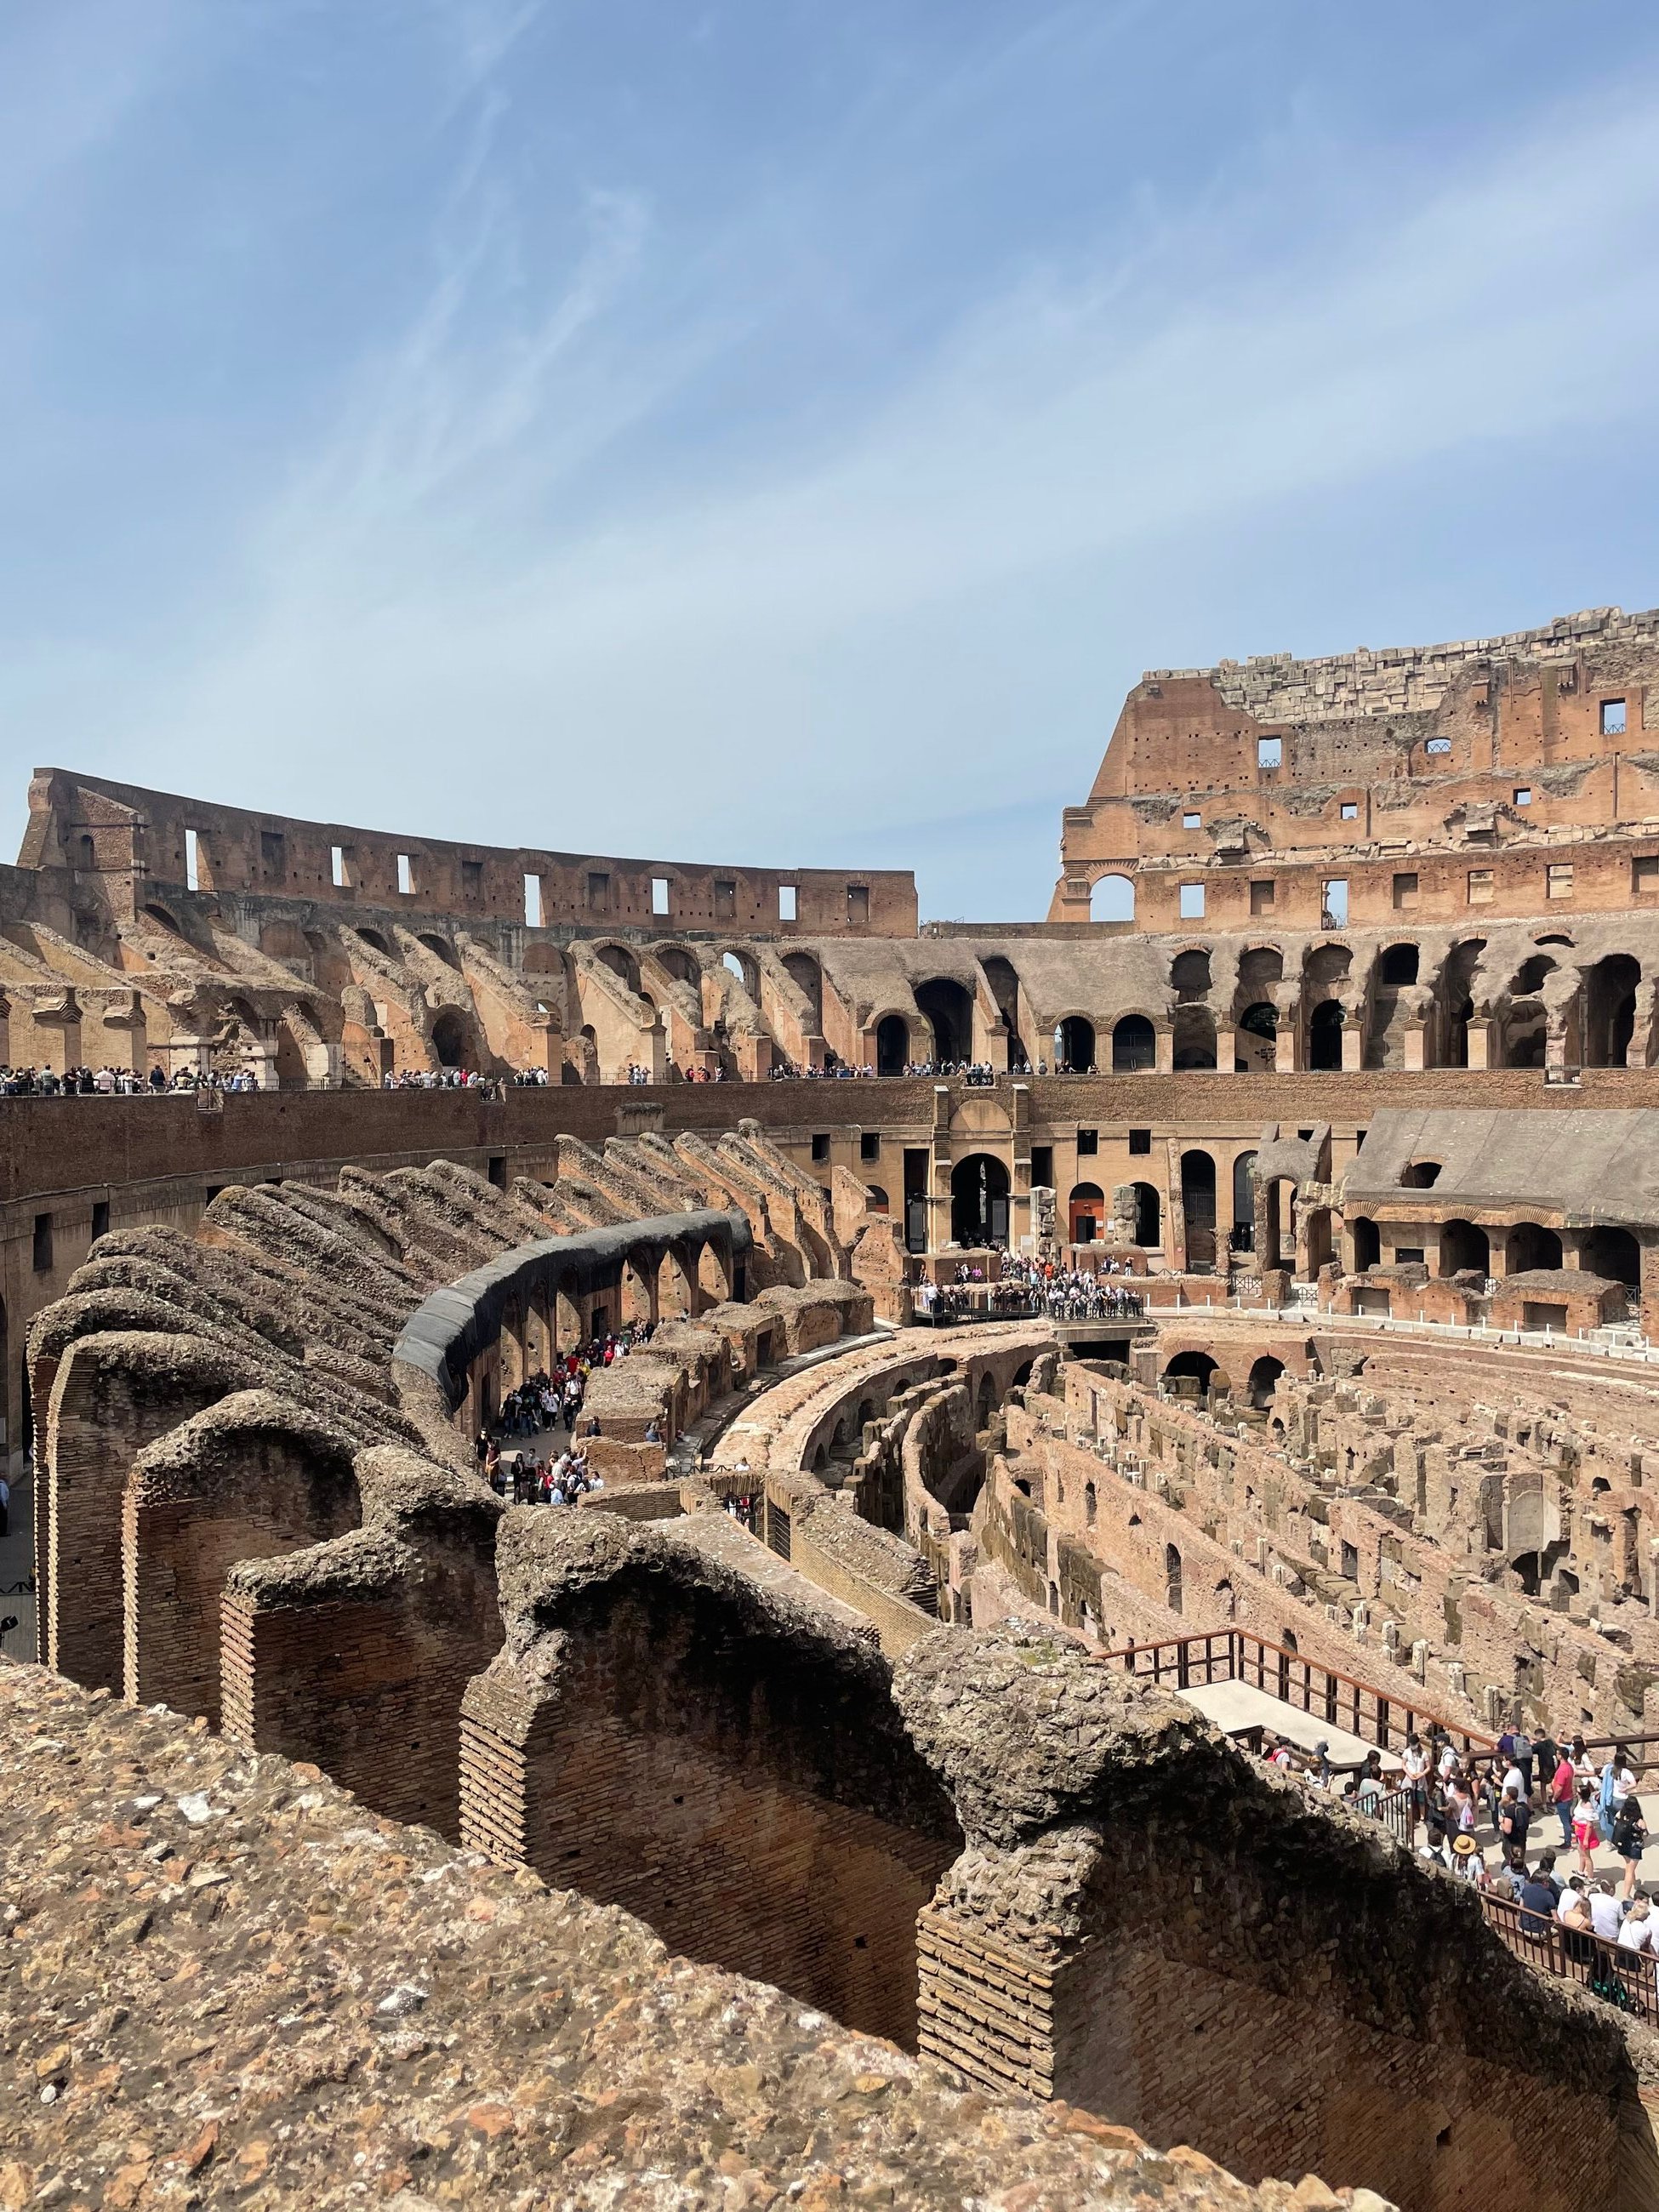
[474,1325,658,1507]
[0,1063,265,1095]
[767,1060,1000,1083]
[1257,1719,1656,2004]
[914,1257,1144,1323]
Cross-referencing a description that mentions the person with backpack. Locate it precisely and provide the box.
[1498,1785,1531,1872]
[1612,1794,1649,1900]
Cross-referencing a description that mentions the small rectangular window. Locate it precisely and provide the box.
[523,873,543,927]
[651,877,670,916]
[185,829,201,892]
[1321,879,1348,927]
[460,859,482,899]
[1513,788,1532,807]
[811,1132,830,1163]
[331,844,347,887]
[1633,856,1659,895]
[1547,862,1574,899]
[1468,868,1494,904]
[1076,1127,1098,1155]
[1249,879,1275,915]
[397,853,415,896]
[260,829,286,878]
[1340,801,1358,821]
[1030,1145,1054,1188]
[32,1212,53,1273]
[714,878,737,921]
[1128,1127,1152,1156]
[1393,871,1419,910]
[1354,1127,1367,1150]
[90,1200,110,1241]
[1183,812,1201,829]
[1425,736,1451,755]
[1257,737,1282,769]
[1395,1246,1426,1265]
[1602,698,1628,736]
[587,870,610,913]
[1178,881,1206,919]
[847,883,869,924]
[778,884,797,921]
[860,1131,881,1161]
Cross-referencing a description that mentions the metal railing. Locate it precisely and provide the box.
[1479,1890,1659,2027]
[1098,1627,1498,1762]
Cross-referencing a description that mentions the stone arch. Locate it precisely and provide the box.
[1583,954,1641,1068]
[1247,1354,1285,1409]
[1239,944,1284,993]
[1172,1006,1217,1069]
[463,1531,965,2048]
[430,1008,469,1068]
[1378,943,1419,986]
[1170,948,1212,997]
[1350,1216,1380,1271]
[1400,1160,1442,1189]
[1055,1014,1097,1072]
[1231,1150,1257,1234]
[1110,1014,1154,1072]
[1163,1349,1217,1388]
[782,950,822,1018]
[1091,873,1134,922]
[657,1248,696,1320]
[721,946,761,999]
[875,1013,910,1075]
[951,1154,1011,1246]
[1308,1000,1344,1069]
[354,926,394,956]
[1508,1222,1563,1272]
[697,1240,731,1304]
[1440,1220,1490,1276]
[653,944,699,985]
[596,943,642,994]
[1581,1225,1640,1287]
[915,978,973,1063]
[1306,944,1352,987]
[417,932,461,969]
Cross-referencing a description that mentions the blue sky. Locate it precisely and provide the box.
[5,0,1659,919]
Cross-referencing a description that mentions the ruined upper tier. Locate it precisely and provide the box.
[1052,603,1659,931]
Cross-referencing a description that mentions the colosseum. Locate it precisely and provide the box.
[9,604,1659,2209]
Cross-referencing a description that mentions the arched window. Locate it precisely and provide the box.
[1440,1220,1490,1276]
[915,978,973,1063]
[1350,1216,1380,1271]
[1378,943,1419,986]
[1069,1182,1104,1244]
[1091,874,1134,922]
[1232,1150,1257,1231]
[1581,1225,1640,1287]
[1054,1015,1096,1072]
[950,1154,1011,1246]
[1111,1014,1155,1071]
[1400,1160,1442,1188]
[875,1015,909,1075]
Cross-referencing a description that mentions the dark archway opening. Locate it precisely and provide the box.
[1247,1354,1285,1410]
[1308,1001,1344,1070]
[1180,1149,1217,1272]
[1131,1181,1161,1247]
[1163,1351,1216,1388]
[1111,1014,1154,1072]
[1056,1015,1097,1072]
[950,1154,1011,1246]
[1350,1216,1380,1271]
[1379,943,1419,985]
[875,1015,909,1075]
[1440,1220,1490,1276]
[430,1009,468,1068]
[1581,1225,1640,1287]
[1585,955,1641,1069]
[1069,1182,1104,1244]
[1508,1222,1564,1272]
[915,978,973,1065]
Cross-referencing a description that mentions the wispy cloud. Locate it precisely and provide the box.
[9,7,1659,913]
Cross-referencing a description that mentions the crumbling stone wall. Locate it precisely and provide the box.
[459,1514,963,2048]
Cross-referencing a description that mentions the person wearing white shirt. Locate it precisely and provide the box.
[1617,1898,1654,1953]
[1590,1885,1625,1944]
